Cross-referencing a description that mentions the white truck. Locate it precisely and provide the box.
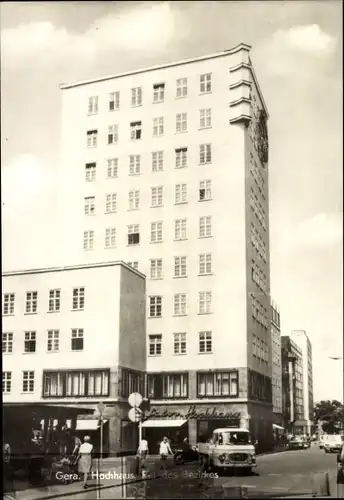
[197,427,256,474]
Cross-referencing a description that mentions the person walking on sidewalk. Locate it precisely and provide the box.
[159,437,172,470]
[77,436,93,489]
[337,442,344,498]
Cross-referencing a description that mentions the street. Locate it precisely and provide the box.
[14,445,337,500]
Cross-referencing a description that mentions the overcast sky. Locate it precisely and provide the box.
[1,1,342,403]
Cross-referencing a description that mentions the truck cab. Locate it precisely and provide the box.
[197,427,256,474]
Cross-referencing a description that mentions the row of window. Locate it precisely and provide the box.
[87,74,213,114]
[3,288,85,315]
[148,292,214,318]
[87,110,214,147]
[249,154,265,199]
[251,295,269,329]
[252,334,269,364]
[85,145,210,182]
[2,369,109,396]
[149,331,213,356]
[84,180,213,215]
[83,216,213,250]
[251,260,268,294]
[250,223,268,263]
[250,188,267,231]
[2,329,84,354]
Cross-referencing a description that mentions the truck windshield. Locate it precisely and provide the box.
[221,432,251,445]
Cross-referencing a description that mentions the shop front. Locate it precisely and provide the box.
[142,403,244,453]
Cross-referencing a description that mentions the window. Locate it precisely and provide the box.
[153,83,165,103]
[176,113,187,133]
[173,293,187,316]
[83,230,94,250]
[200,144,212,164]
[131,87,142,107]
[24,331,36,353]
[85,162,96,182]
[199,180,212,201]
[174,333,187,355]
[174,218,187,240]
[72,287,85,310]
[200,73,212,93]
[22,371,35,393]
[150,259,163,279]
[3,372,11,393]
[199,253,212,275]
[86,130,98,148]
[200,108,212,129]
[199,216,212,238]
[47,330,59,352]
[121,369,144,397]
[174,256,187,278]
[108,125,119,144]
[153,117,164,137]
[175,184,187,204]
[2,333,13,353]
[175,147,188,169]
[150,222,163,243]
[88,96,98,115]
[149,334,162,356]
[198,291,212,314]
[147,373,188,399]
[129,190,140,210]
[109,91,120,111]
[106,193,117,213]
[128,225,140,245]
[130,121,142,140]
[127,261,139,270]
[84,196,95,215]
[105,228,116,248]
[176,77,188,98]
[49,289,60,312]
[197,371,238,397]
[199,331,212,353]
[71,329,84,351]
[3,293,15,315]
[151,186,163,207]
[107,158,118,179]
[152,151,164,172]
[149,296,162,318]
[43,370,109,398]
[25,292,38,314]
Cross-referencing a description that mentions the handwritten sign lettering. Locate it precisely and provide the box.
[145,405,241,421]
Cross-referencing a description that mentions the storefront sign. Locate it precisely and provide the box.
[145,405,241,421]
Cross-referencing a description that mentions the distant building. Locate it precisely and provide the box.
[281,336,305,433]
[290,330,314,434]
[2,261,146,455]
[271,303,283,427]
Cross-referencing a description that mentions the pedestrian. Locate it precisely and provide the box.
[337,442,344,498]
[77,435,93,489]
[137,437,149,464]
[159,436,172,470]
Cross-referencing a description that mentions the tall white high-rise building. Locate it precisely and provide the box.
[290,330,314,434]
[56,43,273,449]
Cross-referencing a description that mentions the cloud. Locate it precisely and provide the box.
[1,3,176,70]
[253,24,337,77]
[278,213,342,253]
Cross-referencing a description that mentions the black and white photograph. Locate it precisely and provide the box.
[1,1,343,498]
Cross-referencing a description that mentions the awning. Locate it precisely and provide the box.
[76,419,108,431]
[273,424,284,430]
[142,419,187,428]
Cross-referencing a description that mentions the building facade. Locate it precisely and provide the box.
[2,261,146,455]
[271,303,283,427]
[55,43,273,450]
[290,330,314,434]
[281,336,305,433]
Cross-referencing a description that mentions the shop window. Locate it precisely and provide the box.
[147,373,188,399]
[43,369,109,398]
[197,371,238,397]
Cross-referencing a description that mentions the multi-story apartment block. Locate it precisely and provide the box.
[55,42,272,450]
[271,303,283,427]
[2,261,146,454]
[290,330,314,434]
[281,336,304,433]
